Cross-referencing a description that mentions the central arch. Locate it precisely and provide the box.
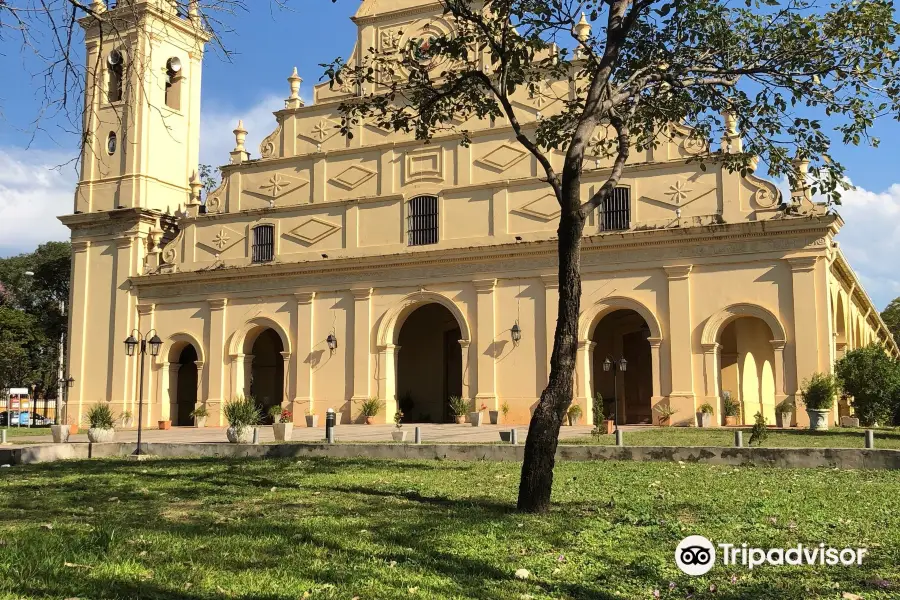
[228,317,292,418]
[161,332,204,427]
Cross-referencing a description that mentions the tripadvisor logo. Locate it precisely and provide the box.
[675,536,869,575]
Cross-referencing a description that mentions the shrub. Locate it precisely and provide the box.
[448,396,470,417]
[801,372,839,411]
[394,410,404,429]
[121,410,133,421]
[698,402,714,414]
[86,404,115,430]
[224,396,261,430]
[190,406,209,419]
[277,409,293,424]
[721,391,740,417]
[654,403,677,422]
[749,412,768,446]
[776,398,795,415]
[835,344,900,426]
[567,404,582,418]
[359,397,383,418]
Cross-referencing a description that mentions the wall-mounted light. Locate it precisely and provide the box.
[618,357,627,372]
[511,322,522,344]
[326,333,338,352]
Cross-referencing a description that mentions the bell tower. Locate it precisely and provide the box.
[75,0,208,214]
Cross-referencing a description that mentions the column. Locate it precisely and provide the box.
[279,351,292,406]
[458,339,472,401]
[136,303,155,427]
[648,336,664,418]
[377,344,401,421]
[540,273,558,385]
[162,363,180,423]
[194,360,205,416]
[68,240,91,426]
[664,264,695,423]
[701,342,720,422]
[207,298,227,425]
[473,278,497,409]
[350,287,373,409]
[110,236,136,409]
[575,340,596,424]
[770,340,788,417]
[294,292,315,425]
[788,256,820,425]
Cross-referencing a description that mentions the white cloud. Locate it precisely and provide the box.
[0,150,75,257]
[199,93,286,169]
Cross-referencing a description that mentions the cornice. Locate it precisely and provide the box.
[352,1,445,25]
[663,264,693,280]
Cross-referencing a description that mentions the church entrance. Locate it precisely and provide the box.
[249,328,284,423]
[591,309,654,425]
[718,317,777,424]
[174,345,198,426]
[396,303,463,422]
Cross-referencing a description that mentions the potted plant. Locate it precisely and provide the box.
[191,405,209,428]
[158,419,172,430]
[801,372,838,431]
[85,404,116,443]
[223,395,260,443]
[567,403,582,426]
[654,403,677,426]
[270,406,293,441]
[777,398,794,428]
[469,402,487,427]
[489,401,504,425]
[392,410,407,442]
[359,397,383,424]
[120,410,134,429]
[722,391,740,426]
[696,402,714,428]
[305,403,319,428]
[449,396,469,424]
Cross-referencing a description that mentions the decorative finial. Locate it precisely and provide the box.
[573,13,592,44]
[89,0,106,13]
[233,120,248,152]
[288,67,302,99]
[719,107,742,153]
[791,154,811,204]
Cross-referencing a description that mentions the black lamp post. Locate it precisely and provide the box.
[602,355,628,433]
[58,375,75,426]
[124,329,163,455]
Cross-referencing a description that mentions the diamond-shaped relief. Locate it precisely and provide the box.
[516,194,561,221]
[298,117,341,144]
[330,164,376,190]
[478,144,528,171]
[286,217,341,245]
[197,226,245,254]
[244,172,308,200]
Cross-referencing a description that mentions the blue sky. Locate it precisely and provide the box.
[0,1,898,308]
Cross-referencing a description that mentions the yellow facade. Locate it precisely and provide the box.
[63,0,898,429]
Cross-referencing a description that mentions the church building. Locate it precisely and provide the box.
[61,0,898,429]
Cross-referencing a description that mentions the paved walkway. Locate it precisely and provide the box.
[5,423,653,446]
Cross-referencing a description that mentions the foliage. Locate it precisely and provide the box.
[722,392,740,417]
[777,398,796,415]
[698,402,714,414]
[801,372,839,411]
[448,395,470,417]
[881,297,900,347]
[749,412,769,446]
[592,392,604,426]
[359,397,384,418]
[277,409,293,424]
[567,403,582,418]
[394,410,404,429]
[223,396,261,430]
[198,164,221,200]
[500,400,510,417]
[85,404,115,430]
[120,410,132,421]
[835,344,900,425]
[653,403,678,421]
[190,406,210,419]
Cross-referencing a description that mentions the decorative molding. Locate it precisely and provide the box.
[294,291,315,304]
[285,217,341,245]
[136,303,155,316]
[208,298,228,310]
[515,194,561,221]
[259,121,283,159]
[787,256,818,272]
[477,143,528,171]
[351,287,373,300]
[299,117,342,144]
[198,225,245,254]
[376,290,471,346]
[405,147,443,183]
[72,240,91,253]
[700,303,787,346]
[243,172,308,200]
[330,164,377,190]
[539,273,558,289]
[663,264,693,280]
[473,278,497,293]
[578,296,663,340]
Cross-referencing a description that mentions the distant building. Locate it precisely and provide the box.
[62,0,897,429]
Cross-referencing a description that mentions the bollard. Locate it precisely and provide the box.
[865,429,875,449]
[510,428,518,445]
[414,426,421,445]
[252,427,259,445]
[735,430,743,448]
[615,429,623,447]
[325,408,336,443]
[0,430,6,444]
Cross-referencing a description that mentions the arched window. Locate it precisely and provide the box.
[107,49,124,103]
[407,195,438,246]
[252,225,275,263]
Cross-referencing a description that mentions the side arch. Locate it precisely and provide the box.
[578,296,663,341]
[163,331,206,365]
[376,291,471,348]
[701,303,786,345]
[227,315,293,357]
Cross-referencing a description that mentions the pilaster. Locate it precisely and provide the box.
[575,340,596,424]
[648,336,664,417]
[110,236,136,407]
[664,264,695,421]
[136,303,156,427]
[701,342,721,422]
[207,298,227,425]
[350,287,373,409]
[377,343,401,422]
[294,292,315,424]
[68,240,91,425]
[473,278,497,408]
[788,256,820,423]
[770,340,789,424]
[540,273,559,386]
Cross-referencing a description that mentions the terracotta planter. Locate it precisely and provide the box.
[454,415,466,424]
[226,426,253,443]
[365,416,375,425]
[697,412,712,428]
[50,424,70,443]
[195,416,207,428]
[69,423,79,435]
[391,430,408,442]
[603,420,614,434]
[87,427,115,443]
[158,420,171,430]
[469,411,484,427]
[807,408,830,431]
[273,422,293,441]
[305,414,319,428]
[489,410,500,425]
[724,415,739,426]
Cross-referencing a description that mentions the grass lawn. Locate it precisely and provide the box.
[2,427,52,438]
[1,458,899,599]
[565,426,900,449]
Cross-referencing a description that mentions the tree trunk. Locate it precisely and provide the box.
[517,211,586,513]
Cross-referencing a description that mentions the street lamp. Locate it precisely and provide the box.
[511,321,522,344]
[326,333,338,352]
[123,329,163,455]
[602,355,628,433]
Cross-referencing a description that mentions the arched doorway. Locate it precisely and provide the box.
[174,345,199,426]
[396,303,463,422]
[249,329,284,423]
[591,309,654,424]
[718,317,777,424]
